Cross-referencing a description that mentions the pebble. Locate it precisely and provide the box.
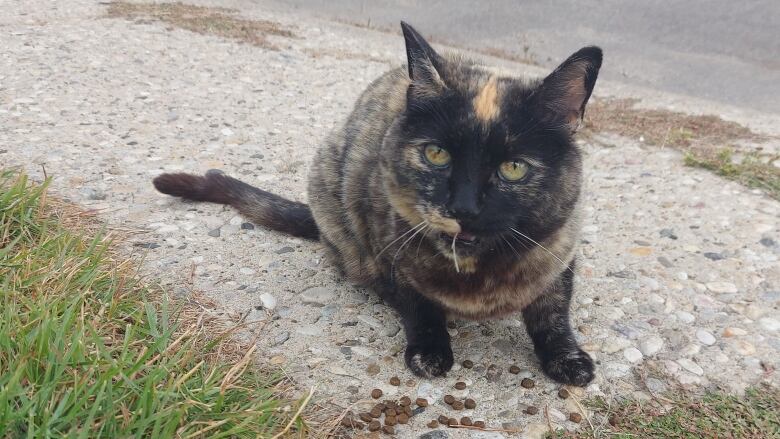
[703,252,725,261]
[272,331,289,346]
[676,311,696,323]
[722,327,747,337]
[623,347,643,363]
[706,282,737,294]
[759,317,780,332]
[259,292,277,310]
[639,336,664,356]
[695,329,716,345]
[417,432,450,439]
[485,364,502,382]
[300,286,335,306]
[734,340,756,355]
[676,358,704,375]
[207,227,221,237]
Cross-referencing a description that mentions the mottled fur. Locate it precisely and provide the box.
[153,22,602,385]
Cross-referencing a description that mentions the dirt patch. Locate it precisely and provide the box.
[105,1,295,49]
[585,98,780,199]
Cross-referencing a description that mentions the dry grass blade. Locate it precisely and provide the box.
[104,1,296,49]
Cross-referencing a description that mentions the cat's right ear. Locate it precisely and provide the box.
[401,21,446,96]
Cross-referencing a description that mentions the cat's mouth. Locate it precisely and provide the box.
[439,231,479,246]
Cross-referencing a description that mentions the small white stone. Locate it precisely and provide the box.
[676,311,696,323]
[759,317,780,332]
[639,336,664,356]
[706,282,738,294]
[259,292,277,310]
[239,267,256,275]
[676,358,704,376]
[677,272,688,281]
[601,337,631,354]
[623,347,643,363]
[696,329,716,345]
[296,325,320,336]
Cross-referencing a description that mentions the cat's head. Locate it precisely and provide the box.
[382,22,601,272]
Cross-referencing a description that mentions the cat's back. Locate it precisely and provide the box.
[306,68,408,283]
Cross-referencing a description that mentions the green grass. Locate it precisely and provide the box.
[0,170,308,438]
[684,149,780,200]
[556,384,780,438]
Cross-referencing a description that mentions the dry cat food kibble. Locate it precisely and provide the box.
[509,365,521,374]
[460,416,473,426]
[448,417,458,426]
[398,413,409,424]
[384,415,397,426]
[473,420,486,428]
[462,360,474,368]
[438,414,450,425]
[524,406,539,415]
[371,389,383,399]
[340,416,364,429]
[416,398,429,407]
[359,412,373,423]
[403,406,413,417]
[368,420,381,432]
[558,388,570,399]
[382,425,395,434]
[454,381,467,390]
[464,398,476,409]
[569,412,583,423]
[370,406,382,418]
[385,408,397,417]
[444,394,456,405]
[399,396,412,407]
[427,419,439,428]
[521,378,535,389]
[451,400,465,410]
[389,376,401,386]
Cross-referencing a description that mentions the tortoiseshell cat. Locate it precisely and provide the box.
[154,22,602,385]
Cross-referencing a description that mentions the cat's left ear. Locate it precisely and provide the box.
[534,46,602,132]
[401,21,446,96]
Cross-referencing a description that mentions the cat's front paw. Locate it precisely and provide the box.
[404,341,453,378]
[542,349,595,386]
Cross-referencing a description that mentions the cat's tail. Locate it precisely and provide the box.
[152,169,320,240]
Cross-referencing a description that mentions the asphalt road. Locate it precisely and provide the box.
[255,0,780,114]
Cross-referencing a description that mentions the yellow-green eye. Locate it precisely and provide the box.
[423,144,451,167]
[498,160,530,182]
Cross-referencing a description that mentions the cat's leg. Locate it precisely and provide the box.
[522,263,594,386]
[378,284,453,378]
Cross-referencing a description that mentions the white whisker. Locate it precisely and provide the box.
[376,221,426,259]
[451,234,460,273]
[391,223,428,281]
[509,227,575,275]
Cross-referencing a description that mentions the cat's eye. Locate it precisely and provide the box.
[498,160,530,182]
[423,144,451,168]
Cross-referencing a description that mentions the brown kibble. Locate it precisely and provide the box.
[427,419,439,428]
[454,381,467,390]
[403,406,413,417]
[460,416,473,426]
[384,415,397,426]
[609,414,619,426]
[569,412,583,423]
[370,406,382,418]
[521,378,535,389]
[524,405,539,415]
[399,396,412,407]
[438,414,449,424]
[384,400,398,410]
[451,400,465,411]
[371,388,383,399]
[473,420,486,428]
[462,359,474,368]
[405,378,416,387]
[448,417,458,426]
[444,394,455,405]
[415,397,429,407]
[382,425,395,434]
[359,412,373,423]
[385,408,396,417]
[398,413,409,424]
[340,417,362,428]
[375,403,386,411]
[558,388,570,399]
[389,376,401,386]
[368,420,381,431]
[509,365,521,374]
[464,398,476,409]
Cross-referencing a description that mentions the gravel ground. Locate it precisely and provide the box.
[2,1,779,437]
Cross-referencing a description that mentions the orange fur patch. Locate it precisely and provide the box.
[473,76,500,122]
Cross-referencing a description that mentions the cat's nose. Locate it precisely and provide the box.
[447,186,480,220]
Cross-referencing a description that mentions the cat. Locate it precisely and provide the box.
[153,22,602,386]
